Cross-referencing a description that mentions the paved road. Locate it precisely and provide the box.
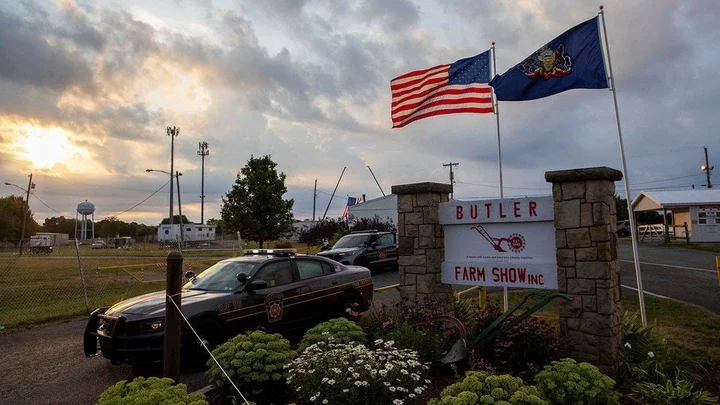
[2,242,718,405]
[617,241,720,314]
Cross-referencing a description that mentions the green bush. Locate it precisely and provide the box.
[534,358,619,405]
[631,376,717,405]
[428,371,547,405]
[206,331,297,396]
[299,317,366,351]
[387,323,444,366]
[96,376,207,405]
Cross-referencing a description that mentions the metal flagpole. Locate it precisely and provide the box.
[599,5,647,326]
[491,42,510,311]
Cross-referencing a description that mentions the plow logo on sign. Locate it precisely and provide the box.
[471,225,526,253]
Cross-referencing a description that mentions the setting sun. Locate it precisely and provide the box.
[19,126,80,170]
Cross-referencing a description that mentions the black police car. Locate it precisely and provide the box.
[316,230,398,271]
[84,249,373,366]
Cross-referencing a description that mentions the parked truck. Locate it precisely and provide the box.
[29,235,54,254]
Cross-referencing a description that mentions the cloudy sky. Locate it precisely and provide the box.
[1,0,718,227]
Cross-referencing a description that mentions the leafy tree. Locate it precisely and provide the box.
[298,218,348,244]
[615,194,629,221]
[221,155,294,248]
[348,215,396,233]
[0,195,39,246]
[41,216,76,235]
[160,215,191,225]
[206,217,227,235]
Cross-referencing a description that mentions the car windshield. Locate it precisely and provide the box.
[332,235,370,249]
[184,261,257,292]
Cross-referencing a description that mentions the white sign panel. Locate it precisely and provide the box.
[439,196,557,289]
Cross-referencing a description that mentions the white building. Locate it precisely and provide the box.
[157,224,216,243]
[348,194,398,226]
[632,189,720,243]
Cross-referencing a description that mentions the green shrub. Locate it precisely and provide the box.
[631,376,717,405]
[288,339,429,405]
[428,371,547,405]
[96,376,207,405]
[206,331,297,396]
[299,317,366,351]
[534,358,619,405]
[387,323,444,366]
[273,240,294,248]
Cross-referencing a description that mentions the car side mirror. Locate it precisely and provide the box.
[236,273,248,284]
[184,271,196,280]
[249,279,268,290]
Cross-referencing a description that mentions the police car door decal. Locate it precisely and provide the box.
[264,292,284,323]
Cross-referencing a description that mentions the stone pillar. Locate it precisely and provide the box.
[545,167,623,374]
[392,182,455,314]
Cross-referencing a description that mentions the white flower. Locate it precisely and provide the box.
[411,373,420,381]
[352,372,360,378]
[424,379,431,384]
[400,369,409,375]
[379,370,388,377]
[348,367,354,372]
[343,389,349,393]
[310,396,317,401]
[354,380,364,387]
[322,377,329,383]
[384,382,391,387]
[322,400,328,404]
[327,379,335,385]
[389,386,397,392]
[385,363,395,370]
[296,387,301,392]
[393,400,404,405]
[624,342,632,349]
[409,394,416,398]
[648,351,655,358]
[414,387,423,394]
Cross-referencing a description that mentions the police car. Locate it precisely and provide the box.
[84,249,373,367]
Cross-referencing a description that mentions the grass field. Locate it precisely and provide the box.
[0,241,323,330]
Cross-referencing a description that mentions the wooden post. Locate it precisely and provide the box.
[164,250,183,381]
[663,208,669,243]
[684,222,690,244]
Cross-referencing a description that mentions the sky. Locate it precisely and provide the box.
[1,0,719,227]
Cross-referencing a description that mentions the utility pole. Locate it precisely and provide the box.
[443,162,459,199]
[312,179,317,222]
[176,171,184,246]
[702,146,714,188]
[18,173,33,256]
[197,141,209,224]
[167,126,179,225]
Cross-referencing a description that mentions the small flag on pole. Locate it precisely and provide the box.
[341,196,364,219]
[391,50,494,128]
[489,17,607,101]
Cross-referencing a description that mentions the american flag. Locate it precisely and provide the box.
[391,50,494,128]
[341,196,364,219]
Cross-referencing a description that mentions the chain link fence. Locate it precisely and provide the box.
[0,240,242,331]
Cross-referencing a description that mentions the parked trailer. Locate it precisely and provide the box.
[29,235,54,254]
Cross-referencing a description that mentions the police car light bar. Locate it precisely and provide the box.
[243,248,297,256]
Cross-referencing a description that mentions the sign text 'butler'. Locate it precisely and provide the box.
[439,196,557,290]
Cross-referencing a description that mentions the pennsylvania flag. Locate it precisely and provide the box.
[489,17,608,101]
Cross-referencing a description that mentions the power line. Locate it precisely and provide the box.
[456,180,548,191]
[629,173,704,186]
[31,192,64,215]
[110,180,171,218]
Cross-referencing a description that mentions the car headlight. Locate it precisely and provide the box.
[138,318,164,332]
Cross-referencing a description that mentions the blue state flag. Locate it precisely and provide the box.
[489,17,608,101]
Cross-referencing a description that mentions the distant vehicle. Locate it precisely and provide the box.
[91,240,107,249]
[316,230,398,272]
[84,249,373,367]
[29,235,53,254]
[616,220,631,237]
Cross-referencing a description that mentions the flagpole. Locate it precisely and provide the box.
[491,41,510,311]
[599,5,647,326]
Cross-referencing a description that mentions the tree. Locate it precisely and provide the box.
[298,218,348,244]
[41,216,76,235]
[0,195,39,246]
[615,194,628,221]
[160,215,191,225]
[221,155,294,248]
[206,218,227,235]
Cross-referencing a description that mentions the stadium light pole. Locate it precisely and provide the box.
[197,142,209,224]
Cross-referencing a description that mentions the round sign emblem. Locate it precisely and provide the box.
[378,251,387,260]
[508,233,526,253]
[269,303,282,318]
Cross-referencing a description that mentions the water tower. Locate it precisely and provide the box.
[76,200,96,241]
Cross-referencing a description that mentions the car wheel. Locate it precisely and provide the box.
[338,291,362,318]
[181,318,227,371]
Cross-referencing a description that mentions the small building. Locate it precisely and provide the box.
[33,232,69,246]
[631,189,720,243]
[348,194,398,226]
[157,224,216,243]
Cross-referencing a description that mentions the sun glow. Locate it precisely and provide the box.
[20,126,81,170]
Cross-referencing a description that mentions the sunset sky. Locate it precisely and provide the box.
[0,0,717,226]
